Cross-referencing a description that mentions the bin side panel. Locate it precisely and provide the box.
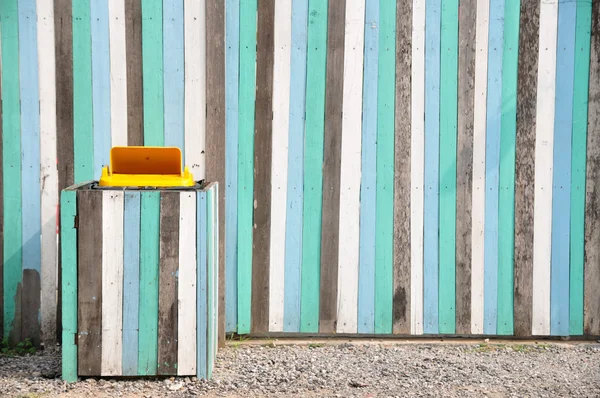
[196,192,208,379]
[157,191,180,375]
[77,190,103,376]
[207,186,215,378]
[61,190,78,382]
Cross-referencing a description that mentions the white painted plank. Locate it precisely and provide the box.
[532,0,558,336]
[178,192,197,375]
[108,0,127,147]
[410,0,425,336]
[184,0,206,179]
[337,0,365,334]
[470,0,490,335]
[101,191,124,376]
[268,0,292,332]
[37,0,59,345]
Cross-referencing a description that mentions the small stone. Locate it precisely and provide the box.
[168,382,183,391]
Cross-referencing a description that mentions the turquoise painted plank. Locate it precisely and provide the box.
[423,0,441,334]
[196,192,208,379]
[90,0,111,178]
[138,191,160,375]
[1,0,22,339]
[207,188,215,377]
[60,190,77,382]
[358,0,379,335]
[497,0,520,335]
[237,0,257,334]
[300,0,328,333]
[141,0,164,146]
[483,0,504,335]
[375,0,395,334]
[225,0,239,333]
[283,0,308,333]
[551,0,576,336]
[163,0,184,154]
[72,0,94,182]
[123,192,141,375]
[569,0,592,336]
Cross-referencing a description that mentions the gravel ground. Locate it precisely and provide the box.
[0,340,599,397]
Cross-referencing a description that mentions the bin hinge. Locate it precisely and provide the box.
[74,215,79,229]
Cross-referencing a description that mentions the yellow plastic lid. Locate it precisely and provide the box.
[98,146,195,187]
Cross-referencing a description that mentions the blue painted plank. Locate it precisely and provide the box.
[357,0,379,334]
[197,192,208,379]
[283,0,309,333]
[483,0,504,335]
[225,0,240,333]
[550,0,576,336]
[423,0,441,334]
[19,0,41,277]
[163,0,185,154]
[122,192,141,376]
[90,0,111,178]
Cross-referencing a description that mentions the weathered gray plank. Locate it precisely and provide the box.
[125,0,144,146]
[21,270,41,346]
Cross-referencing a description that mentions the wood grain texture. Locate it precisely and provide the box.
[125,0,143,146]
[205,0,226,346]
[122,191,140,375]
[77,190,102,376]
[21,270,41,345]
[60,190,77,382]
[251,0,274,334]
[455,0,475,335]
[158,192,179,375]
[108,0,128,147]
[141,0,163,146]
[0,36,3,339]
[196,192,208,379]
[319,0,345,334]
[513,0,539,337]
[584,0,600,336]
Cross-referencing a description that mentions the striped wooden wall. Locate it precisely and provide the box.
[60,183,219,382]
[225,0,600,337]
[0,0,225,346]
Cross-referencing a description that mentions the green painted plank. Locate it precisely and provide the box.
[60,190,77,382]
[497,0,520,335]
[1,0,22,341]
[207,187,215,378]
[438,0,458,334]
[138,191,160,375]
[72,0,94,182]
[374,0,396,334]
[237,0,257,335]
[300,0,328,333]
[141,0,164,146]
[570,0,592,336]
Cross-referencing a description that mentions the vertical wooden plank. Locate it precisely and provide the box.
[410,0,425,335]
[101,191,124,376]
[251,0,274,334]
[138,191,159,375]
[125,0,143,146]
[1,0,23,343]
[319,0,345,334]
[455,0,475,335]
[213,185,219,363]
[37,0,59,346]
[423,0,441,335]
[283,0,308,333]
[0,26,3,339]
[225,0,239,334]
[358,0,378,335]
[90,0,111,178]
[337,0,365,334]
[141,0,164,146]
[196,191,208,379]
[184,0,205,178]
[178,192,196,375]
[77,190,102,376]
[108,0,127,147]
[158,192,179,375]
[206,187,215,377]
[205,0,226,346]
[471,0,490,335]
[60,190,77,382]
[269,0,291,333]
[122,191,140,376]
[569,0,592,336]
[532,0,558,336]
[163,0,184,151]
[513,0,539,337]
[584,0,600,336]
